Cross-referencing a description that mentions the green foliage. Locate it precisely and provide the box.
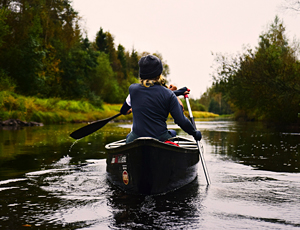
[30,111,66,124]
[91,52,120,103]
[58,39,99,99]
[95,27,108,53]
[94,27,142,85]
[118,44,128,78]
[213,16,300,123]
[198,86,233,115]
[0,0,84,95]
[0,2,168,110]
[128,49,139,78]
[90,51,138,103]
[181,98,206,112]
[183,111,219,119]
[0,7,9,48]
[0,69,16,91]
[0,91,106,123]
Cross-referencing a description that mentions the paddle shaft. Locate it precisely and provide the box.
[184,94,211,185]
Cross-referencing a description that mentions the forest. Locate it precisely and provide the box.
[0,0,171,105]
[211,16,300,124]
[0,1,299,124]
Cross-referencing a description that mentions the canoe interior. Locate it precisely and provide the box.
[105,136,200,195]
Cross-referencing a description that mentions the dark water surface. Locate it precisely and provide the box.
[0,121,299,229]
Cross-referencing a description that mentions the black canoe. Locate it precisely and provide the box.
[105,136,201,195]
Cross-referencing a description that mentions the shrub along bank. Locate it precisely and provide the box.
[0,91,218,125]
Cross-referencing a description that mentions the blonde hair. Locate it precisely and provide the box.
[140,75,168,88]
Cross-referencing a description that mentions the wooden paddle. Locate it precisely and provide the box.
[184,92,211,185]
[70,113,122,140]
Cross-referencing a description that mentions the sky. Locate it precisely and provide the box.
[72,0,300,98]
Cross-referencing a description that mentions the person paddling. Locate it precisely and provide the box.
[120,54,202,143]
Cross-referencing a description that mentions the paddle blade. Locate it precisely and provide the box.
[69,113,121,139]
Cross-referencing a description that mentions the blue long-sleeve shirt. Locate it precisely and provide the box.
[120,83,198,139]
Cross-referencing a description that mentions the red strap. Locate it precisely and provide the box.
[164,140,180,147]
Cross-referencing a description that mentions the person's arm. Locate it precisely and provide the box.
[173,87,189,96]
[172,87,189,111]
[169,94,202,140]
[120,95,132,115]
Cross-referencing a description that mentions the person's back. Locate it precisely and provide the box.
[130,83,178,139]
[120,54,201,143]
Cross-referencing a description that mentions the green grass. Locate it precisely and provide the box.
[0,91,218,124]
[0,91,131,124]
[186,111,219,119]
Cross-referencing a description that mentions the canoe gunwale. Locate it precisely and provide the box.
[105,136,199,153]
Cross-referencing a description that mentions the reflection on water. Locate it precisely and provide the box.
[0,121,299,229]
[108,178,202,229]
[0,123,129,180]
[199,121,300,172]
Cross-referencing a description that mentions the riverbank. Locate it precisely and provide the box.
[0,91,219,125]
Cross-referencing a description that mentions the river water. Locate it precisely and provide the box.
[0,120,299,229]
